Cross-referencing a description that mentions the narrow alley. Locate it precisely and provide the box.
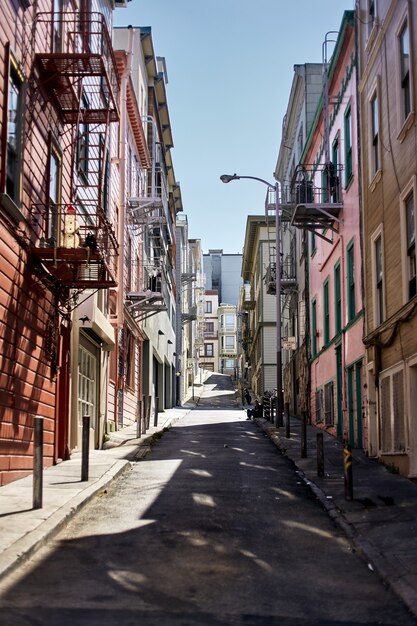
[0,375,414,626]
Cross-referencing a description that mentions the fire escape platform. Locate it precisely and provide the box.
[31,247,116,289]
[125,292,167,321]
[34,54,119,124]
[291,202,343,230]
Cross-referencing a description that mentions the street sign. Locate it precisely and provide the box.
[282,336,297,350]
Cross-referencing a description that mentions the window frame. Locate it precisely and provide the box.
[368,79,382,184]
[347,240,356,322]
[323,279,330,345]
[396,12,414,139]
[371,225,385,327]
[47,137,62,247]
[400,177,417,303]
[204,343,214,357]
[344,104,353,186]
[311,297,317,357]
[334,261,342,333]
[1,45,25,211]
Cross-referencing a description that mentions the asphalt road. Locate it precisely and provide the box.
[0,374,415,626]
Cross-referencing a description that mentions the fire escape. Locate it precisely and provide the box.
[125,117,172,321]
[28,11,119,294]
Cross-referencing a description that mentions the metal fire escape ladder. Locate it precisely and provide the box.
[28,11,119,293]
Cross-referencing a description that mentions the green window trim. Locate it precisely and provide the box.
[323,279,330,344]
[312,298,317,358]
[334,261,341,333]
[344,105,353,186]
[347,241,355,321]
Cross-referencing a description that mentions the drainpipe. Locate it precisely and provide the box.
[116,25,134,327]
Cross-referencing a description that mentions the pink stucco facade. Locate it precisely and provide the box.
[304,13,367,448]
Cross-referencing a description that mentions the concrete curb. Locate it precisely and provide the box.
[0,459,131,583]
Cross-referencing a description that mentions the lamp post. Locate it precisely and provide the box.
[220,173,283,428]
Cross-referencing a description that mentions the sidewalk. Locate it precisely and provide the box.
[251,412,417,619]
[0,386,205,585]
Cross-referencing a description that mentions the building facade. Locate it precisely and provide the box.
[275,63,323,417]
[201,291,219,372]
[241,216,278,398]
[0,0,126,485]
[203,249,242,307]
[358,0,417,475]
[300,11,366,447]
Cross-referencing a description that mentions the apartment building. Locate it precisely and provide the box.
[203,249,242,306]
[113,26,182,421]
[0,1,124,484]
[218,303,238,378]
[241,216,278,398]
[201,290,219,372]
[299,11,366,448]
[357,0,417,475]
[275,63,323,417]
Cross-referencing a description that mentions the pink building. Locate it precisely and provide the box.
[299,12,366,447]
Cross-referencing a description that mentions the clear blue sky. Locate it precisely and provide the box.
[115,0,353,254]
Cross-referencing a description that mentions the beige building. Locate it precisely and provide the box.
[358,0,417,475]
[201,291,219,372]
[241,216,278,398]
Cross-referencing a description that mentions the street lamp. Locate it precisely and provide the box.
[220,173,283,428]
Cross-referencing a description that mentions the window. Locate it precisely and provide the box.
[204,301,212,314]
[48,143,62,246]
[344,105,353,185]
[374,234,385,324]
[399,20,411,122]
[125,329,135,390]
[4,52,24,206]
[225,335,235,350]
[323,280,330,344]
[324,381,334,426]
[315,388,323,422]
[311,298,317,357]
[78,347,97,428]
[405,191,416,299]
[205,343,214,357]
[77,95,89,181]
[331,135,339,202]
[334,262,342,333]
[347,241,355,321]
[310,231,316,256]
[380,367,406,453]
[205,322,214,334]
[53,0,64,52]
[370,89,380,177]
[367,0,377,39]
[225,314,235,329]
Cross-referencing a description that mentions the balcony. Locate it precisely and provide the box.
[29,202,117,289]
[33,13,120,124]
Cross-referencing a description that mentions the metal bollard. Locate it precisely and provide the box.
[33,416,44,509]
[147,396,152,429]
[81,415,90,482]
[344,443,353,501]
[136,400,142,438]
[301,411,307,458]
[317,432,324,477]
[154,396,159,427]
[285,402,290,438]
